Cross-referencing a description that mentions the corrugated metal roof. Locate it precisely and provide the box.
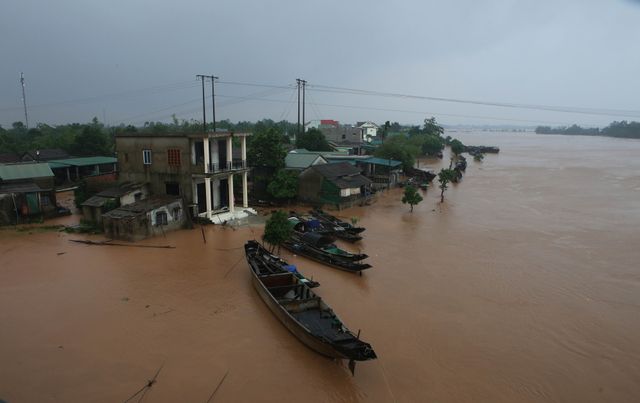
[48,156,117,168]
[285,153,327,169]
[362,157,402,167]
[0,182,45,194]
[0,163,54,180]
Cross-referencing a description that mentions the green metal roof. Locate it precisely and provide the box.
[363,157,402,167]
[0,163,54,180]
[285,153,327,169]
[48,156,117,168]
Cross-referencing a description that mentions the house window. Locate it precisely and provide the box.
[124,153,129,163]
[165,182,180,196]
[143,149,152,165]
[167,149,181,166]
[155,211,168,226]
[341,134,346,140]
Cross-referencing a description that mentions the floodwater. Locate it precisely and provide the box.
[1,131,640,402]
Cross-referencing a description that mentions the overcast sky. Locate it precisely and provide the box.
[2,0,640,128]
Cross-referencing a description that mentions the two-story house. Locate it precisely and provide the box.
[115,131,251,222]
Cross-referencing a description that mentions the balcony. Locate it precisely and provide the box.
[206,159,247,174]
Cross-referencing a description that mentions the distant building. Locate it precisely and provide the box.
[21,149,70,162]
[298,162,372,209]
[0,162,57,224]
[102,196,186,241]
[115,131,251,222]
[356,122,380,143]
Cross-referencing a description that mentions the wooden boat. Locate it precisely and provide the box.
[245,242,377,370]
[245,240,319,288]
[309,209,366,234]
[282,232,372,274]
[291,214,363,243]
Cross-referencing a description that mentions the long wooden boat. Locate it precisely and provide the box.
[245,241,377,368]
[282,232,372,274]
[245,240,319,287]
[290,214,362,243]
[310,209,366,234]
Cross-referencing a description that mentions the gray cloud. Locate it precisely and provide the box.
[1,0,639,128]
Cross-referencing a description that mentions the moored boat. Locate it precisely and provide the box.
[245,240,319,287]
[282,232,372,274]
[310,209,366,234]
[245,241,377,368]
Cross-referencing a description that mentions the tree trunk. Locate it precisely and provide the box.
[440,189,445,203]
[410,204,414,212]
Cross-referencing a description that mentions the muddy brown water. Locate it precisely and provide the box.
[1,132,639,402]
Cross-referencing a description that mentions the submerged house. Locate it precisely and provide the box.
[115,131,252,223]
[0,163,57,224]
[298,162,372,209]
[81,182,149,225]
[102,196,185,241]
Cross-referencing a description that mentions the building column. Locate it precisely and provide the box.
[203,137,210,173]
[228,174,235,213]
[242,171,248,208]
[95,164,100,174]
[75,166,80,180]
[205,177,212,220]
[66,168,71,182]
[192,178,198,216]
[241,136,247,165]
[226,136,233,170]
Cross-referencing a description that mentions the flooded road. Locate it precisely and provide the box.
[1,132,640,402]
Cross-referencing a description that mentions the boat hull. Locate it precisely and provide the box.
[250,272,350,359]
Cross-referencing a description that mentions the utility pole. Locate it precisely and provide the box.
[301,79,307,134]
[196,75,207,132]
[20,72,29,129]
[296,78,302,140]
[210,75,219,132]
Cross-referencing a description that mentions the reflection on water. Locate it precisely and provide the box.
[1,132,640,402]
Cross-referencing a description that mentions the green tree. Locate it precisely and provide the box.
[437,168,456,203]
[402,185,423,212]
[423,117,444,137]
[71,119,112,156]
[262,210,292,252]
[421,135,445,156]
[450,139,464,156]
[295,128,332,151]
[267,169,299,201]
[247,127,286,169]
[374,135,420,171]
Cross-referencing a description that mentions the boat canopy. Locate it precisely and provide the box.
[300,232,334,247]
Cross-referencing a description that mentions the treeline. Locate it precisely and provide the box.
[535,121,640,139]
[0,117,300,157]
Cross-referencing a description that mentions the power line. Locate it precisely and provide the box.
[308,84,640,119]
[0,80,198,112]
[124,92,578,127]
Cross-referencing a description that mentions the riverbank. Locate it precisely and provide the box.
[1,131,640,402]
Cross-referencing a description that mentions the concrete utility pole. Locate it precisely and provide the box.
[301,79,307,134]
[20,72,29,129]
[197,75,219,133]
[210,75,219,132]
[296,78,307,138]
[296,78,302,139]
[196,75,207,132]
